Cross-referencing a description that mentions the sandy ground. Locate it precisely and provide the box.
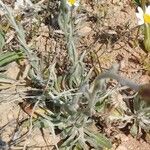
[0,0,150,149]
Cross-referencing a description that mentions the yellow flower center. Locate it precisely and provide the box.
[68,0,76,5]
[144,14,150,24]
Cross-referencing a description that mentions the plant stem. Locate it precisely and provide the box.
[144,23,150,51]
[141,0,146,11]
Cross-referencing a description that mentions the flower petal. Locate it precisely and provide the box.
[137,18,144,25]
[136,12,144,25]
[137,6,144,16]
[66,1,72,7]
[136,12,143,19]
[74,1,79,7]
[146,6,150,15]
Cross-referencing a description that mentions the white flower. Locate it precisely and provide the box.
[136,6,150,25]
[66,0,79,7]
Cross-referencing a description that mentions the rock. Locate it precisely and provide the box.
[78,26,92,36]
[116,145,128,150]
[0,139,9,150]
[5,62,20,80]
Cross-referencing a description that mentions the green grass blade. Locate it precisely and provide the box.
[0,51,23,67]
[85,128,112,149]
[0,30,5,50]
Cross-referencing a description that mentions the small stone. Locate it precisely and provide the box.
[5,62,20,80]
[78,26,92,36]
[116,145,127,150]
[140,75,150,84]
